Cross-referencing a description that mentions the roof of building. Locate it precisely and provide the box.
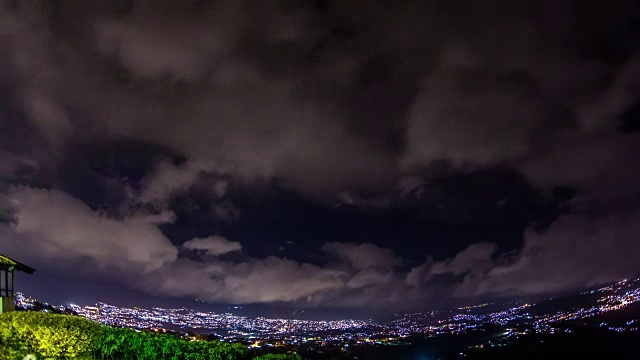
[0,253,35,274]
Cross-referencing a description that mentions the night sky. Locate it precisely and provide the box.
[1,0,640,316]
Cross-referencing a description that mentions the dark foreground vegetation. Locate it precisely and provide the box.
[0,312,301,360]
[461,328,640,360]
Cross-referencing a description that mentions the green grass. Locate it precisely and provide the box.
[0,311,302,360]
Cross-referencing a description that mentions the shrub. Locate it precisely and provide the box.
[93,326,249,360]
[0,311,102,359]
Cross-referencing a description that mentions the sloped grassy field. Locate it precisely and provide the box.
[0,312,301,360]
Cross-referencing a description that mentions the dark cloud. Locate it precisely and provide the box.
[406,133,640,299]
[323,242,400,271]
[1,0,640,310]
[521,131,640,200]
[6,0,634,196]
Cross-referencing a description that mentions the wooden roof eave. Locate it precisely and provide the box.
[0,254,35,274]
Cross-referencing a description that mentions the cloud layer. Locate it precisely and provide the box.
[6,1,636,196]
[4,186,406,305]
[12,187,178,272]
[1,0,639,309]
[183,236,242,256]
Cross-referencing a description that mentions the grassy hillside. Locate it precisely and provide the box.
[0,311,302,360]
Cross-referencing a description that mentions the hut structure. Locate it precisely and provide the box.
[0,253,35,313]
